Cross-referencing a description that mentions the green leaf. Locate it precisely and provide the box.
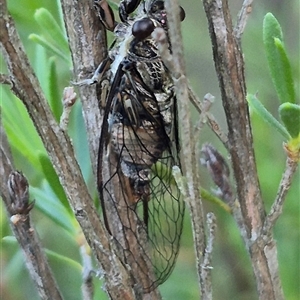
[46,248,82,271]
[2,236,17,244]
[274,38,296,103]
[34,8,69,55]
[38,153,70,212]
[279,103,300,138]
[108,0,119,11]
[2,91,46,175]
[30,184,75,234]
[2,236,82,271]
[263,13,296,104]
[200,188,231,213]
[152,162,177,186]
[247,94,291,140]
[47,57,62,122]
[29,33,69,63]
[28,8,71,64]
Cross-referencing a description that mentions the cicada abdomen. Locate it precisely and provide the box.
[95,0,185,292]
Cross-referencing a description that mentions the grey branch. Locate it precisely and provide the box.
[202,0,284,299]
[60,0,105,171]
[80,238,95,300]
[194,93,214,140]
[201,213,217,300]
[188,87,229,149]
[160,0,207,298]
[263,157,299,236]
[235,0,254,40]
[0,125,63,300]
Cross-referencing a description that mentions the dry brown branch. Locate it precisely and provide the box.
[202,0,284,299]
[161,0,208,298]
[60,0,105,169]
[188,87,229,149]
[0,124,63,300]
[235,0,254,40]
[263,157,299,236]
[79,238,95,300]
[201,213,217,300]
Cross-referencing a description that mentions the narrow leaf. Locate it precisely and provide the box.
[29,33,69,63]
[34,8,70,55]
[279,103,300,138]
[30,185,75,234]
[2,237,82,271]
[273,38,296,103]
[38,153,70,212]
[47,57,62,121]
[46,249,82,271]
[200,188,231,213]
[263,13,295,104]
[247,94,291,140]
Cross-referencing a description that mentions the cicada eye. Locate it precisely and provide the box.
[179,7,185,22]
[132,18,155,40]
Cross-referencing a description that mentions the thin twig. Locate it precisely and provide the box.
[201,212,217,300]
[202,0,284,299]
[79,234,94,300]
[0,123,63,299]
[263,157,298,236]
[188,87,229,149]
[194,93,215,138]
[0,73,12,85]
[60,0,106,171]
[155,1,207,298]
[235,0,254,40]
[202,0,262,244]
[193,95,214,227]
[59,87,77,130]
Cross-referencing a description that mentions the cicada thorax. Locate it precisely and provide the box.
[105,26,175,203]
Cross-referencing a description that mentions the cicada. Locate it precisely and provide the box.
[92,0,185,291]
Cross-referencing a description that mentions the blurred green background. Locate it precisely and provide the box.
[1,0,299,299]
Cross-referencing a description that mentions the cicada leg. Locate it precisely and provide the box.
[119,0,142,22]
[94,0,116,31]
